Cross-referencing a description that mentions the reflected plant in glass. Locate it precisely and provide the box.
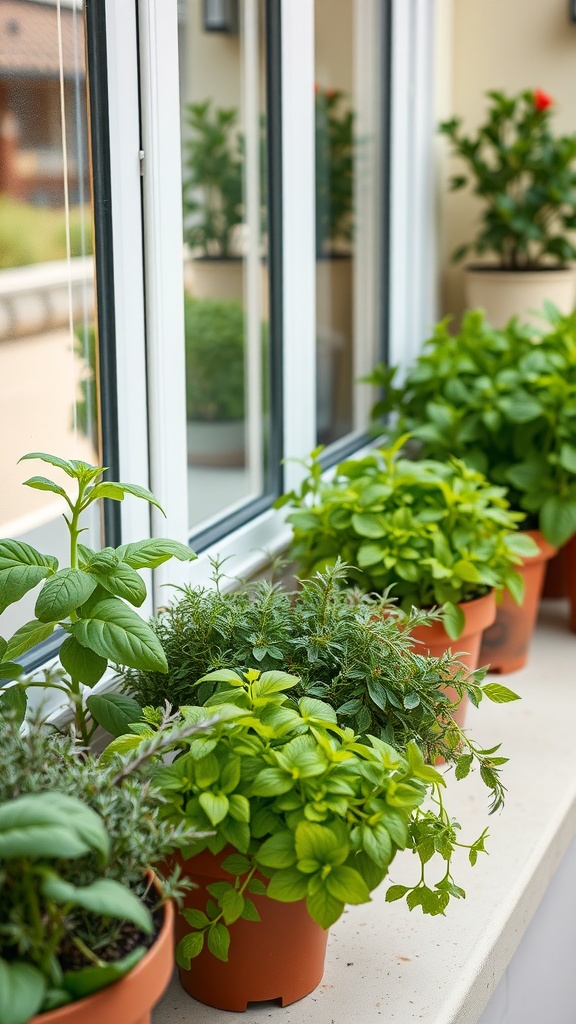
[315,87,355,255]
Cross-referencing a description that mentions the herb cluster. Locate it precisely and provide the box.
[276,441,534,631]
[367,307,576,546]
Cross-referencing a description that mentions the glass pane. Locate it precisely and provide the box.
[315,0,384,446]
[0,0,100,640]
[178,0,271,532]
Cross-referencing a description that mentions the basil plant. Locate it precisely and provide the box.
[104,668,496,963]
[0,453,196,740]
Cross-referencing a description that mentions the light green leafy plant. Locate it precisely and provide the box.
[276,439,537,638]
[105,667,511,963]
[366,307,576,547]
[0,453,196,740]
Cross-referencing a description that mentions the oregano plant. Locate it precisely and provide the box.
[0,453,196,740]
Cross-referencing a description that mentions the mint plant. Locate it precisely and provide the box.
[367,307,576,547]
[104,668,499,963]
[276,439,537,637]
[0,453,196,740]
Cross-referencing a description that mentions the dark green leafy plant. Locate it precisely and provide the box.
[185,296,245,421]
[0,708,214,1024]
[182,101,243,257]
[105,667,500,961]
[367,307,576,547]
[122,562,517,814]
[0,453,196,741]
[315,87,355,254]
[440,88,576,268]
[276,440,536,636]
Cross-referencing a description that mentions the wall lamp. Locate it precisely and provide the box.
[203,0,238,34]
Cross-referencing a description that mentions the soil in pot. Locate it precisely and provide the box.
[173,848,329,1012]
[479,531,557,674]
[29,897,174,1024]
[409,591,497,727]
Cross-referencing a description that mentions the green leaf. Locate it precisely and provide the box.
[98,732,144,766]
[19,452,77,475]
[41,877,152,934]
[324,866,370,904]
[176,930,205,969]
[117,538,197,569]
[351,513,386,539]
[207,922,230,962]
[199,791,229,826]
[255,831,297,870]
[89,481,166,515]
[247,878,267,896]
[85,693,142,736]
[88,563,147,607]
[221,853,252,875]
[482,683,521,704]
[69,598,168,672]
[298,696,338,724]
[59,635,107,687]
[442,602,465,641]
[35,568,97,622]
[4,620,56,661]
[266,868,309,903]
[385,884,409,903]
[181,908,210,929]
[220,889,245,925]
[559,444,576,476]
[0,793,109,861]
[455,754,473,780]
[0,540,57,614]
[540,495,576,547]
[0,959,45,1024]
[250,767,293,797]
[241,898,261,922]
[0,685,27,725]
[22,475,70,501]
[62,948,146,999]
[295,822,344,868]
[306,878,344,928]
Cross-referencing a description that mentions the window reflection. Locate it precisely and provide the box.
[178,0,270,531]
[0,0,99,639]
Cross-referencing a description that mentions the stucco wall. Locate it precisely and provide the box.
[440,0,576,318]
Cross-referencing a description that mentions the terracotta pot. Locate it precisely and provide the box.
[409,591,497,727]
[29,898,174,1024]
[464,265,576,329]
[542,547,569,599]
[173,847,329,1011]
[479,531,557,674]
[564,534,576,632]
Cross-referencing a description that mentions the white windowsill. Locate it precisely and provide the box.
[152,599,576,1024]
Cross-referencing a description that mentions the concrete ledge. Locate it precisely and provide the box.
[0,257,93,339]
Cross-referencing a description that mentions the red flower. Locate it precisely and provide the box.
[533,89,554,112]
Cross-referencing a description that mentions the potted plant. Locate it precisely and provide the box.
[0,452,196,739]
[184,295,247,467]
[440,88,576,325]
[0,706,214,1024]
[104,665,509,1011]
[275,440,535,680]
[367,307,574,664]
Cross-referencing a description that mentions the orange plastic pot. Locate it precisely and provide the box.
[173,847,329,1011]
[479,531,557,673]
[409,591,496,727]
[564,534,576,632]
[29,898,174,1024]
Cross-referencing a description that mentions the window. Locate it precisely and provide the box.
[0,0,99,648]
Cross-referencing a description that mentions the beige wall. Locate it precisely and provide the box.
[440,0,576,318]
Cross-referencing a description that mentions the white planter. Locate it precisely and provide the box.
[187,419,245,468]
[464,266,576,329]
